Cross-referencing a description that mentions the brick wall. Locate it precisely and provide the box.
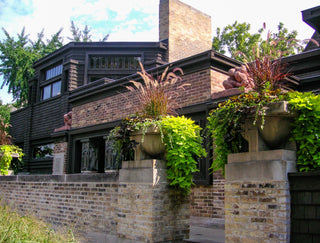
[54,141,68,154]
[72,68,223,129]
[0,165,190,242]
[53,140,68,174]
[190,171,225,219]
[0,174,118,236]
[117,183,189,241]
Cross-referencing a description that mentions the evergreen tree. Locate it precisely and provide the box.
[68,20,109,42]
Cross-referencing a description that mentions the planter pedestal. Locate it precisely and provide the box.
[117,160,190,242]
[225,101,297,242]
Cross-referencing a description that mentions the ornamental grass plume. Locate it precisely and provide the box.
[126,62,188,119]
[235,30,300,93]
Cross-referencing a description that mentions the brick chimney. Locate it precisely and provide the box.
[159,0,212,62]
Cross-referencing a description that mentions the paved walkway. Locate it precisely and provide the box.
[81,216,225,243]
[187,216,225,243]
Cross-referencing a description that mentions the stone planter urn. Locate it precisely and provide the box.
[130,125,166,161]
[243,101,295,152]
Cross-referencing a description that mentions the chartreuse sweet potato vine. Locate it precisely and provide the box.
[0,145,23,175]
[287,91,320,172]
[161,116,206,194]
[110,115,206,194]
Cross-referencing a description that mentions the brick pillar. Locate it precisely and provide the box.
[225,150,296,242]
[117,160,190,242]
[159,0,212,62]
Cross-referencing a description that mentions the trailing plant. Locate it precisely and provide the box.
[0,144,23,175]
[106,117,137,165]
[109,64,205,194]
[207,28,302,175]
[208,89,320,174]
[111,115,206,194]
[207,89,288,175]
[287,91,320,172]
[161,116,206,194]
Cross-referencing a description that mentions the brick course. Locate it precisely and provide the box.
[190,170,225,219]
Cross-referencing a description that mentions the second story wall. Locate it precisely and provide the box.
[70,51,235,130]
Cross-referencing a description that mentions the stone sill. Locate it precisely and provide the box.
[0,171,119,183]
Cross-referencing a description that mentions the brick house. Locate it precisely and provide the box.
[9,0,320,221]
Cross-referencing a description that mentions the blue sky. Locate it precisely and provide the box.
[0,0,319,104]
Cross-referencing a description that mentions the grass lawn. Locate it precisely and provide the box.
[0,202,77,242]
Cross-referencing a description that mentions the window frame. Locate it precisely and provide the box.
[84,51,144,84]
[41,80,62,101]
[45,64,63,81]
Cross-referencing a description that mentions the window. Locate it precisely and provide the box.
[32,143,54,159]
[45,64,63,80]
[42,80,61,100]
[89,55,141,70]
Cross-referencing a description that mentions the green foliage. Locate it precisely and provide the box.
[0,21,109,107]
[212,21,302,62]
[212,21,262,61]
[0,27,63,106]
[107,117,140,164]
[110,115,206,194]
[208,90,320,174]
[207,89,287,175]
[161,116,206,194]
[0,145,23,175]
[0,202,77,242]
[288,91,320,172]
[0,104,10,127]
[111,64,204,194]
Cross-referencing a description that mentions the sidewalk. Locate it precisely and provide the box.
[186,216,225,243]
[81,216,225,243]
